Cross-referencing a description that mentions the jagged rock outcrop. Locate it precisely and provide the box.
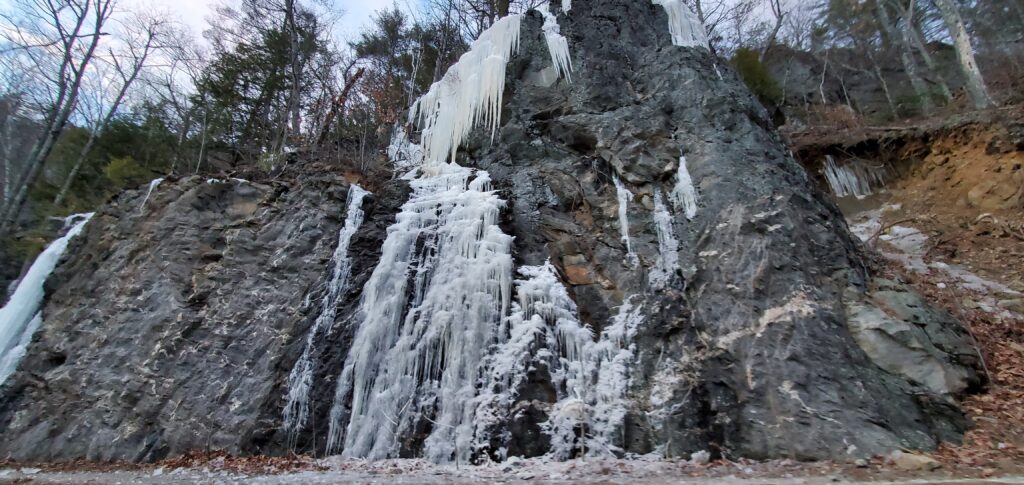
[0,0,981,464]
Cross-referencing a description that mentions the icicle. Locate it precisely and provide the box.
[474,261,583,459]
[138,177,164,212]
[326,165,513,464]
[562,0,571,12]
[539,4,573,81]
[650,0,709,48]
[669,156,698,220]
[0,213,92,386]
[386,125,424,178]
[409,15,523,169]
[282,185,369,444]
[649,190,681,290]
[822,155,888,198]
[612,175,638,266]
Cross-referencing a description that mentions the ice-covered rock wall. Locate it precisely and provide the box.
[0,0,981,465]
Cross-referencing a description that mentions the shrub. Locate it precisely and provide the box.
[732,48,784,108]
[105,156,149,186]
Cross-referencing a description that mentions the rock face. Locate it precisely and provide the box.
[0,174,406,461]
[0,0,981,463]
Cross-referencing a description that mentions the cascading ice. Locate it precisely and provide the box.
[669,156,699,219]
[0,213,93,386]
[326,164,513,463]
[613,174,638,266]
[649,189,681,289]
[282,185,369,444]
[650,0,708,48]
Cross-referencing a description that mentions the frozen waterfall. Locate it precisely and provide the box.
[475,262,645,459]
[540,3,573,81]
[650,0,709,48]
[649,189,681,289]
[326,164,514,463]
[613,174,638,266]
[669,156,699,219]
[822,155,888,198]
[138,177,164,212]
[0,213,93,386]
[282,185,369,444]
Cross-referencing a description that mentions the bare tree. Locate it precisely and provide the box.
[932,0,993,109]
[0,0,115,237]
[875,0,933,114]
[759,0,786,62]
[52,12,165,207]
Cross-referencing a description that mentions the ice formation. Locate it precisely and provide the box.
[668,156,698,219]
[409,8,574,168]
[822,155,888,198]
[539,4,573,81]
[386,125,424,177]
[474,261,587,458]
[474,262,645,459]
[409,15,523,168]
[650,0,709,48]
[649,189,681,289]
[326,164,514,463]
[282,185,369,444]
[562,0,571,12]
[0,213,93,386]
[138,177,164,211]
[612,175,639,266]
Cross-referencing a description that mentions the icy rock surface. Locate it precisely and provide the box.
[0,214,92,386]
[282,185,369,443]
[0,0,982,465]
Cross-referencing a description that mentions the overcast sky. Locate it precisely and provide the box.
[167,0,406,44]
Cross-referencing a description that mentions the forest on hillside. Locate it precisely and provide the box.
[0,0,1021,287]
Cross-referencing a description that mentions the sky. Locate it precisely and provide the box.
[169,0,406,44]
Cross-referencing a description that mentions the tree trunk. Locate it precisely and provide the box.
[876,0,933,114]
[0,0,112,238]
[933,0,994,109]
[316,68,366,147]
[902,0,952,102]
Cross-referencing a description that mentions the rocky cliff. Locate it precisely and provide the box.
[0,0,982,464]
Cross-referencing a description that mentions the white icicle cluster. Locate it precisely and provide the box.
[562,0,571,12]
[539,4,573,81]
[613,174,639,266]
[282,185,369,444]
[326,165,514,464]
[0,213,92,386]
[822,155,888,198]
[669,156,699,219]
[408,7,576,168]
[649,189,681,290]
[474,261,645,460]
[650,0,709,48]
[410,15,523,168]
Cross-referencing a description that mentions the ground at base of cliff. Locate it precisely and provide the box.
[1,453,1024,484]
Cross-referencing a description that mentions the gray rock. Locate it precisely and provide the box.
[0,0,982,465]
